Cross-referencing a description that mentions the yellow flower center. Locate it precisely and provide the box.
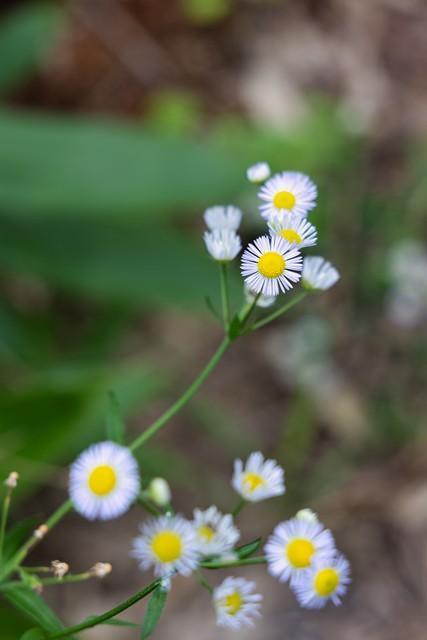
[286,538,315,568]
[88,465,116,496]
[258,252,285,278]
[243,472,266,492]
[151,531,183,563]
[224,592,243,615]
[314,568,339,597]
[279,229,302,244]
[198,525,216,541]
[273,190,296,210]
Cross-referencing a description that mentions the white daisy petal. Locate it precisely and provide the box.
[69,441,140,521]
[232,451,285,502]
[302,256,340,291]
[241,235,302,296]
[204,205,242,231]
[204,229,241,262]
[265,516,335,586]
[292,553,351,609]
[213,577,262,630]
[246,162,271,184]
[268,213,317,249]
[259,171,317,220]
[192,506,240,557]
[132,514,199,578]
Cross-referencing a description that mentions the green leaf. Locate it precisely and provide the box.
[0,584,64,633]
[204,296,221,321]
[228,313,242,341]
[0,109,242,219]
[0,5,63,95]
[141,586,167,639]
[103,619,140,628]
[106,391,125,444]
[235,538,262,559]
[20,628,46,640]
[2,517,37,562]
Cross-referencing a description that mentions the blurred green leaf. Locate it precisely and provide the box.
[106,391,125,444]
[2,518,37,563]
[0,584,63,634]
[20,629,46,640]
[103,618,140,628]
[181,0,232,24]
[235,538,261,559]
[146,90,203,136]
[0,109,242,219]
[0,4,62,95]
[141,586,167,639]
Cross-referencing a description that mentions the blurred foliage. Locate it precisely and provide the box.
[180,0,232,25]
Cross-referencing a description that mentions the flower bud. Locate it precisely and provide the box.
[147,478,171,507]
[90,562,112,578]
[51,560,69,579]
[295,508,318,524]
[34,524,49,540]
[5,471,19,489]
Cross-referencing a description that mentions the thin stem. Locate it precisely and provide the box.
[129,336,230,452]
[250,291,307,332]
[219,263,231,330]
[196,569,213,594]
[0,500,73,581]
[47,579,161,639]
[39,572,91,586]
[201,555,267,570]
[239,294,261,330]
[138,494,162,517]
[232,498,246,517]
[0,488,12,565]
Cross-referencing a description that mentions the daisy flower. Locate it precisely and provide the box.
[213,577,262,630]
[258,171,317,220]
[232,451,285,502]
[302,256,340,291]
[268,213,317,249]
[241,235,302,296]
[204,205,242,231]
[246,162,271,184]
[192,506,240,557]
[244,283,277,308]
[69,441,140,521]
[132,515,198,577]
[293,553,351,609]
[204,229,241,262]
[265,516,335,585]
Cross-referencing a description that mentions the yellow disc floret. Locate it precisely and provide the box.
[258,251,285,278]
[88,465,117,496]
[224,592,243,615]
[151,531,183,563]
[279,229,302,244]
[198,525,216,541]
[273,191,296,210]
[243,472,266,492]
[314,568,339,597]
[286,538,315,568]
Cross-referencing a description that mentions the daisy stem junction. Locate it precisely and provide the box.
[249,291,307,331]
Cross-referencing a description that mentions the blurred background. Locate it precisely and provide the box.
[1,0,427,638]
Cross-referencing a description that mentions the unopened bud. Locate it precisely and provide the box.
[90,562,112,578]
[51,560,69,579]
[5,471,19,489]
[295,508,318,524]
[34,524,49,540]
[147,478,171,507]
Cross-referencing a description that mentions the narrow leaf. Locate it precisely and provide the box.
[3,517,38,562]
[103,619,140,628]
[106,391,125,444]
[235,538,262,559]
[1,584,64,634]
[20,628,46,640]
[228,314,242,341]
[141,586,167,639]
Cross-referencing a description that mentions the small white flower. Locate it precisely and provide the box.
[232,451,285,502]
[192,506,240,557]
[132,515,198,578]
[204,205,242,231]
[147,478,171,507]
[296,508,318,524]
[268,213,317,248]
[246,162,271,184]
[293,553,351,609]
[213,577,262,630]
[259,172,317,220]
[265,517,335,585]
[5,471,19,489]
[241,235,302,296]
[244,283,277,308]
[69,441,140,521]
[302,256,340,291]
[204,229,241,262]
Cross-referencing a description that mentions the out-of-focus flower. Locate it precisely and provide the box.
[386,240,427,328]
[258,172,317,220]
[204,229,241,261]
[268,213,317,248]
[204,205,242,231]
[232,451,285,502]
[296,508,319,524]
[246,162,271,184]
[147,478,171,507]
[5,471,19,489]
[69,442,140,521]
[51,560,69,579]
[241,235,302,296]
[192,506,240,556]
[244,283,277,308]
[213,577,262,630]
[302,256,340,291]
[292,554,351,609]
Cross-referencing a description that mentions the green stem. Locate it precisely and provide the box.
[232,498,246,517]
[138,494,162,517]
[250,291,307,331]
[196,569,213,594]
[239,294,261,330]
[129,336,230,452]
[39,572,91,586]
[219,263,231,330]
[0,500,73,581]
[47,579,161,639]
[201,555,267,570]
[0,488,12,565]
